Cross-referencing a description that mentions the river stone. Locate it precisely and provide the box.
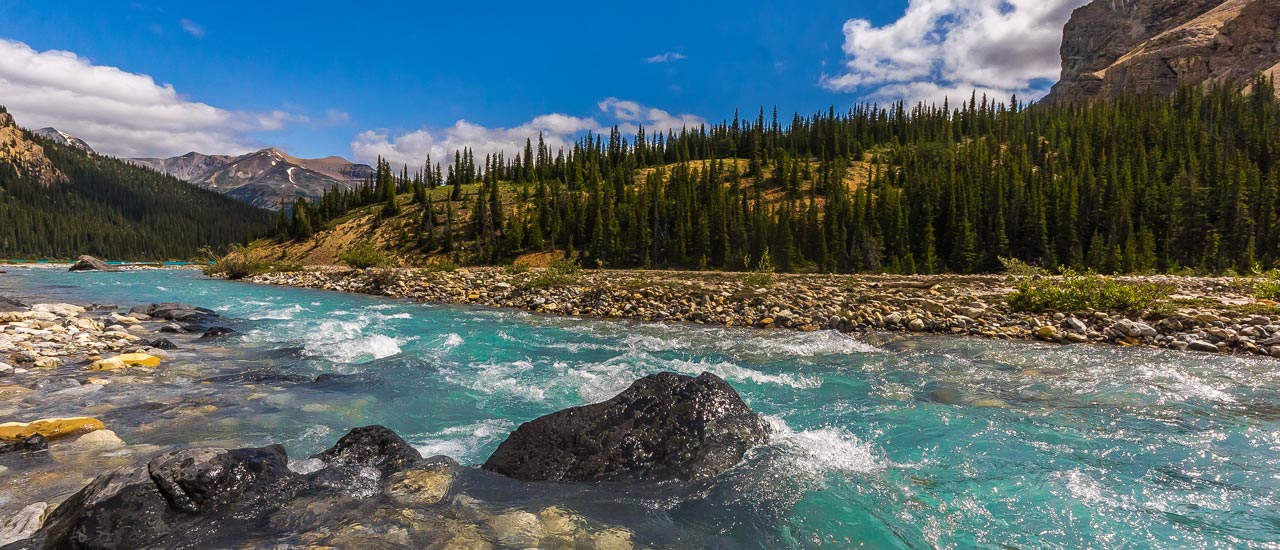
[67,255,119,272]
[142,338,177,350]
[1188,340,1221,353]
[1062,317,1088,333]
[482,371,770,482]
[0,434,47,455]
[0,502,48,547]
[383,457,457,507]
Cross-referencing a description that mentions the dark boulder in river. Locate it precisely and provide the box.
[67,255,119,272]
[11,426,424,550]
[130,302,217,322]
[200,326,236,339]
[483,371,770,482]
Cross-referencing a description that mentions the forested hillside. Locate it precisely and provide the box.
[280,80,1280,274]
[0,107,276,259]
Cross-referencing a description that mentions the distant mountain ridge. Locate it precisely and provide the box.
[127,148,374,209]
[1046,0,1280,103]
[0,107,275,259]
[33,127,94,154]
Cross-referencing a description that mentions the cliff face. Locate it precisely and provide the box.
[1045,0,1280,103]
[0,112,65,186]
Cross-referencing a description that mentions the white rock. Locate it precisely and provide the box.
[71,429,125,448]
[0,502,49,546]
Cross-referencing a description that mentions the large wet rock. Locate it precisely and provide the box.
[483,371,770,482]
[311,425,421,475]
[11,425,422,550]
[129,302,217,322]
[67,255,119,272]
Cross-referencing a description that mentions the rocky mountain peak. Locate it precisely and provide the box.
[33,127,95,154]
[1046,0,1280,103]
[126,147,374,209]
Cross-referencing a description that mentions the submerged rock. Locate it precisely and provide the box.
[67,255,119,272]
[200,326,237,339]
[142,338,177,350]
[0,434,47,455]
[483,371,770,482]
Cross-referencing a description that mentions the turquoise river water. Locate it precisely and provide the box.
[0,269,1278,549]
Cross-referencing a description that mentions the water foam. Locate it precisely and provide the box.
[766,416,886,476]
[413,419,516,462]
[300,317,402,363]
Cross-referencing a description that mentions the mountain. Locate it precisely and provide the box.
[0,106,275,259]
[128,148,374,209]
[33,127,95,154]
[1046,0,1280,103]
[126,152,233,181]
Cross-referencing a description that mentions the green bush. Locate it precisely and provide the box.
[998,256,1046,277]
[526,257,581,288]
[742,248,776,287]
[1254,269,1280,301]
[1008,270,1167,313]
[338,243,391,269]
[504,263,529,275]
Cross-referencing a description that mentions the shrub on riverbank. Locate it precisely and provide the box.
[203,245,299,280]
[526,257,581,288]
[338,243,391,269]
[1008,270,1167,313]
[1255,269,1280,301]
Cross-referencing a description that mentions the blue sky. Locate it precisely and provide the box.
[0,0,1085,164]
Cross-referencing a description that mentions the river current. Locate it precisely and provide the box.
[1,269,1277,549]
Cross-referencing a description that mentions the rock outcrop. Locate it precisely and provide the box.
[483,371,770,482]
[1046,0,1280,103]
[12,426,425,550]
[0,112,65,186]
[67,256,119,272]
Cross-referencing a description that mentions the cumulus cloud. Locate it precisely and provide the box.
[179,18,206,38]
[822,0,1087,105]
[0,39,303,157]
[351,99,705,168]
[644,52,686,64]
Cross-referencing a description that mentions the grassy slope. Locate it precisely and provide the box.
[247,157,880,267]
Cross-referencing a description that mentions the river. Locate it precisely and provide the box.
[1,268,1277,548]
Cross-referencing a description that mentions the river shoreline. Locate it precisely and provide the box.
[247,267,1280,358]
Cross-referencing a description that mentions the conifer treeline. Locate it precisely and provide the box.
[284,80,1280,274]
[0,134,275,259]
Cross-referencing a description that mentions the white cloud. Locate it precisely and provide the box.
[351,99,705,168]
[311,108,350,127]
[180,18,206,38]
[598,97,705,134]
[644,52,687,64]
[0,39,303,158]
[822,0,1087,104]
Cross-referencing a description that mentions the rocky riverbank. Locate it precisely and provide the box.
[4,371,765,549]
[247,268,1280,358]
